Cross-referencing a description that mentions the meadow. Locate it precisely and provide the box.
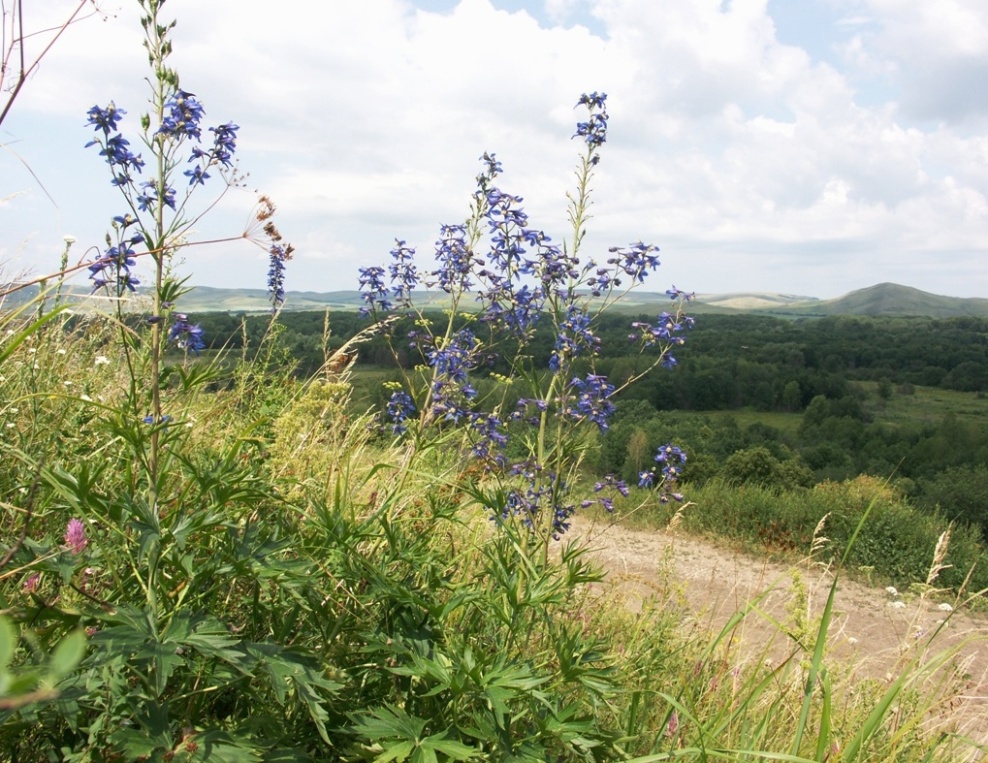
[2,3,987,760]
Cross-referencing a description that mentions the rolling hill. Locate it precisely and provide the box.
[3,281,987,318]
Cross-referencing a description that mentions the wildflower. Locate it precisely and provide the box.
[554,305,600,365]
[64,234,77,244]
[655,444,687,478]
[358,266,392,315]
[566,374,616,432]
[22,572,40,592]
[184,164,210,186]
[168,314,205,353]
[385,390,416,435]
[268,243,294,309]
[205,122,239,166]
[94,355,111,366]
[847,636,859,646]
[937,602,953,612]
[885,586,899,597]
[479,151,502,178]
[666,710,679,738]
[469,412,509,461]
[888,600,906,609]
[86,102,126,135]
[136,181,176,212]
[64,518,87,554]
[574,91,608,152]
[594,475,630,497]
[666,285,695,301]
[608,242,661,283]
[429,225,473,294]
[88,240,141,294]
[158,90,205,140]
[388,240,418,306]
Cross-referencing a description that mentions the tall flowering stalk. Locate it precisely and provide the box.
[359,92,694,554]
[80,1,293,624]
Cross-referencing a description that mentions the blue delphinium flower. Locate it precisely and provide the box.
[655,444,687,479]
[86,102,126,135]
[88,229,144,294]
[86,104,145,186]
[158,89,205,140]
[186,121,240,187]
[608,241,662,283]
[427,329,478,386]
[207,122,239,166]
[666,285,695,302]
[574,91,608,160]
[168,313,205,353]
[184,165,209,186]
[267,244,293,309]
[566,374,616,432]
[357,266,392,315]
[386,390,416,435]
[388,240,418,307]
[468,412,509,463]
[630,311,695,367]
[135,181,177,212]
[426,329,481,423]
[639,444,687,501]
[479,151,502,179]
[551,304,599,371]
[429,225,474,294]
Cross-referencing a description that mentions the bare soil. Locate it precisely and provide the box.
[570,515,988,751]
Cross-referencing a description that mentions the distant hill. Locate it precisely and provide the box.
[177,282,988,318]
[791,282,988,318]
[3,281,987,318]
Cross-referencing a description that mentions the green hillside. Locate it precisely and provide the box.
[4,280,987,317]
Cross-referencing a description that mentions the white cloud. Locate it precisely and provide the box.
[847,0,988,122]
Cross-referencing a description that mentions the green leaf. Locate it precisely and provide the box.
[108,728,162,758]
[376,740,415,762]
[0,616,15,670]
[422,734,480,761]
[48,628,86,679]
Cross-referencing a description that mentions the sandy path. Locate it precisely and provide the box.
[569,515,988,751]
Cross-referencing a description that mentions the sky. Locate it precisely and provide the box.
[2,0,987,300]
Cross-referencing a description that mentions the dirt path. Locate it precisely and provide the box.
[570,515,988,749]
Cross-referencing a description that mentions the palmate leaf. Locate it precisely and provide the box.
[163,612,244,664]
[419,733,482,762]
[243,641,343,745]
[352,704,480,762]
[352,703,426,743]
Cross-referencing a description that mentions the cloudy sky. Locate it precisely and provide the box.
[2,0,987,300]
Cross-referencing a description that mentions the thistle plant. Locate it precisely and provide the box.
[359,92,694,551]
